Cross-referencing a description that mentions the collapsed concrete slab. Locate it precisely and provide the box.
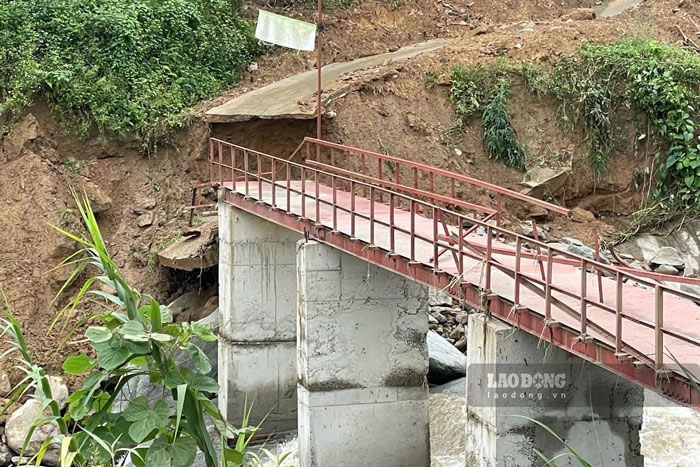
[204,39,449,123]
[158,219,218,271]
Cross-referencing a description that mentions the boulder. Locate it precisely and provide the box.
[520,222,549,240]
[0,444,11,467]
[650,246,685,269]
[571,207,596,223]
[6,400,60,465]
[428,288,453,307]
[427,330,466,384]
[429,377,466,394]
[655,264,679,276]
[560,237,610,264]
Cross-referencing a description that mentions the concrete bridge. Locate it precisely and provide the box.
[210,136,700,466]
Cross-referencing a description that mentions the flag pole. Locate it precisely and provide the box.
[316,0,323,143]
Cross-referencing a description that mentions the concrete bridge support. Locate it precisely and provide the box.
[218,203,302,432]
[296,240,431,467]
[465,313,644,467]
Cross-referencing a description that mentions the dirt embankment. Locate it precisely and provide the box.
[1,0,699,379]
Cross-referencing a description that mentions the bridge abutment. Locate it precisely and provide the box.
[466,312,644,467]
[296,240,431,467]
[218,203,302,432]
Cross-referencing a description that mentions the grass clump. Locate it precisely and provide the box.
[481,79,527,170]
[450,64,527,170]
[0,0,261,152]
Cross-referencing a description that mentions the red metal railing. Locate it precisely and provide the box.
[291,137,571,225]
[210,137,700,382]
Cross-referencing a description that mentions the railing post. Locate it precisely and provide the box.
[410,200,416,262]
[218,141,223,186]
[433,207,439,271]
[485,225,492,290]
[413,167,419,189]
[594,230,604,303]
[545,249,553,321]
[378,160,384,203]
[315,171,320,225]
[209,139,214,185]
[369,186,375,246]
[286,163,291,212]
[389,192,395,253]
[300,167,306,218]
[514,237,522,304]
[271,159,276,209]
[655,285,664,371]
[231,147,236,191]
[615,271,623,355]
[580,259,588,335]
[350,181,356,238]
[257,153,262,200]
[458,217,464,276]
[244,150,249,197]
[332,176,337,231]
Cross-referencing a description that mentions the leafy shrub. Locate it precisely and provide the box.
[481,79,527,170]
[0,0,261,150]
[450,65,527,170]
[0,192,261,466]
[449,40,700,209]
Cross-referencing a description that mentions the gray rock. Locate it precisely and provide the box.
[0,373,11,397]
[137,212,155,228]
[428,313,438,324]
[428,288,452,307]
[520,223,549,240]
[566,242,611,264]
[454,336,467,352]
[0,444,11,467]
[6,400,60,465]
[430,311,447,324]
[430,377,466,394]
[133,200,155,215]
[650,246,685,269]
[655,264,679,275]
[427,330,466,384]
[561,237,584,246]
[430,305,456,315]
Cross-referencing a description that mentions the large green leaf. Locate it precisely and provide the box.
[62,354,95,375]
[171,436,198,467]
[186,372,219,393]
[97,344,131,371]
[128,400,170,443]
[191,322,218,342]
[121,320,148,342]
[187,343,212,374]
[85,326,112,343]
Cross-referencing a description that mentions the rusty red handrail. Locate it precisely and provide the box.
[299,137,571,219]
[209,137,700,407]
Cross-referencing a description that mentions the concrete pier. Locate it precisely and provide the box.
[465,313,644,467]
[218,203,302,432]
[296,240,431,467]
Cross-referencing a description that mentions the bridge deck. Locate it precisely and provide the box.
[227,179,700,372]
[209,136,700,407]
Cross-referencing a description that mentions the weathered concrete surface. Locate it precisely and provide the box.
[205,39,448,123]
[158,219,218,271]
[296,240,430,466]
[465,313,643,467]
[218,203,302,432]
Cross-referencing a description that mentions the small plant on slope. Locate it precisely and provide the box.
[23,190,258,466]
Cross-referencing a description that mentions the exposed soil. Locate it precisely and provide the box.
[1,0,699,386]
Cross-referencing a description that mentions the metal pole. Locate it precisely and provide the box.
[316,0,323,141]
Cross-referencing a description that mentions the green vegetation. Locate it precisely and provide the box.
[146,233,183,271]
[0,0,261,151]
[449,40,700,211]
[450,63,527,170]
[481,79,527,170]
[0,192,274,466]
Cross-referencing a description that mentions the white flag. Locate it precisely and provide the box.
[255,10,316,52]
